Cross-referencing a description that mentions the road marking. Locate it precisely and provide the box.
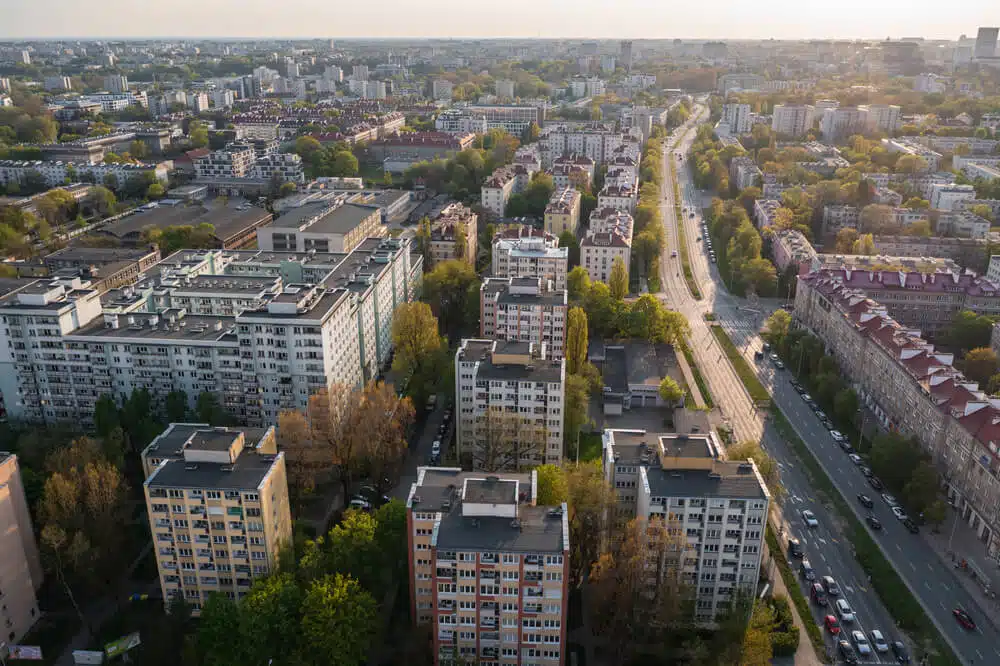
[977,649,984,659]
[924,581,931,591]
[939,601,947,611]
[909,562,916,572]
[941,582,949,591]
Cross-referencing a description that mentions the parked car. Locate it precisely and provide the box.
[811,582,828,606]
[851,630,872,656]
[774,359,785,370]
[848,453,863,465]
[881,493,899,506]
[868,476,885,491]
[891,506,909,521]
[953,607,976,630]
[870,630,889,653]
[860,465,874,478]
[838,640,859,665]
[801,509,818,527]
[824,614,841,635]
[891,641,911,663]
[768,353,780,362]
[830,430,846,442]
[903,518,920,534]
[348,497,371,512]
[857,493,874,508]
[835,598,855,623]
[431,440,441,456]
[821,575,841,596]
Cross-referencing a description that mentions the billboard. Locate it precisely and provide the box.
[7,645,44,660]
[104,632,140,659]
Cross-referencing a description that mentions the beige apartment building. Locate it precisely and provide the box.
[0,454,43,643]
[143,424,292,613]
[795,274,1000,560]
[406,467,570,666]
[543,188,581,237]
[428,203,479,266]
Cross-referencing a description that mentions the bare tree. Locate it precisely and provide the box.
[472,408,548,472]
[565,462,618,587]
[307,384,365,503]
[278,409,327,508]
[355,381,415,494]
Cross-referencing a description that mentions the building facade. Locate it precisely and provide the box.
[480,278,567,359]
[543,188,581,236]
[491,227,568,290]
[0,453,43,643]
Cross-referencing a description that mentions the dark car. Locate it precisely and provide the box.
[788,537,803,558]
[857,494,874,509]
[866,515,883,531]
[891,641,911,663]
[868,476,884,491]
[903,518,920,534]
[953,608,976,630]
[838,640,860,665]
[811,582,828,606]
[861,465,874,478]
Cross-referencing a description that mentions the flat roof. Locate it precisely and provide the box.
[268,203,377,235]
[67,311,237,343]
[646,464,768,500]
[147,450,279,491]
[97,205,271,243]
[436,505,565,553]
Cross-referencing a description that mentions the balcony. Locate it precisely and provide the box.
[523,586,544,598]
[438,599,455,611]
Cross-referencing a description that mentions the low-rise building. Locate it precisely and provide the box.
[454,339,565,468]
[491,226,568,289]
[369,132,475,163]
[881,138,941,172]
[929,184,977,212]
[937,211,992,239]
[194,143,257,179]
[872,235,988,270]
[771,229,817,274]
[143,424,291,614]
[480,277,568,359]
[257,202,384,253]
[753,199,782,229]
[544,187,582,236]
[822,205,861,235]
[729,156,762,191]
[596,184,636,214]
[481,164,535,218]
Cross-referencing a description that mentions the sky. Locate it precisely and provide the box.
[1,0,998,41]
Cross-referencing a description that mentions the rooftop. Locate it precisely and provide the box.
[96,204,271,244]
[267,202,377,235]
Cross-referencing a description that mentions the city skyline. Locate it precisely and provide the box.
[2,0,998,41]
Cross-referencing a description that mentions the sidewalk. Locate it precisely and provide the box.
[675,345,706,408]
[768,515,824,666]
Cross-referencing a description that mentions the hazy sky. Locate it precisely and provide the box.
[1,0,997,41]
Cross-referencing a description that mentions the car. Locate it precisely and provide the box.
[891,640,911,663]
[953,607,976,630]
[790,380,804,393]
[799,559,815,581]
[838,639,859,665]
[689,212,695,218]
[903,518,920,534]
[801,509,818,527]
[812,406,826,417]
[768,353,779,362]
[774,359,785,370]
[801,392,814,404]
[754,350,765,360]
[851,630,872,656]
[866,515,883,530]
[821,575,841,596]
[824,614,841,635]
[358,484,378,497]
[881,493,899,507]
[835,598,855,623]
[811,583,828,606]
[431,440,441,456]
[848,453,863,465]
[868,476,884,491]
[788,537,803,558]
[671,250,678,257]
[860,465,873,478]
[695,235,702,241]
[839,441,856,454]
[870,630,889,653]
[830,429,846,442]
[891,506,908,521]
[348,497,371,511]
[857,494,874,509]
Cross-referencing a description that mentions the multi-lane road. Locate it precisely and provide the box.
[656,107,997,664]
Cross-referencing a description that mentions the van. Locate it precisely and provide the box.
[799,559,815,581]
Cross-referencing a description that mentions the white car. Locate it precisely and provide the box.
[830,430,845,442]
[848,454,862,465]
[881,493,899,507]
[891,505,908,521]
[870,630,889,653]
[851,630,871,656]
[348,497,371,511]
[801,509,819,528]
[431,440,441,456]
[835,598,855,623]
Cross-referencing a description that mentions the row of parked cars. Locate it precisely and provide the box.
[791,537,911,663]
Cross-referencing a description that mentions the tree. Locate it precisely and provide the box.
[903,219,933,237]
[392,302,445,379]
[902,460,941,517]
[903,197,930,209]
[473,408,549,471]
[93,393,120,437]
[87,185,117,217]
[279,181,298,197]
[851,233,876,255]
[833,388,859,428]
[727,440,783,501]
[565,307,589,375]
[740,602,776,666]
[146,183,165,200]
[298,575,377,666]
[189,121,208,149]
[566,462,617,586]
[331,151,359,177]
[35,189,77,226]
[860,204,897,235]
[278,408,325,505]
[129,140,150,160]
[835,227,859,253]
[294,136,323,161]
[535,464,569,505]
[609,256,629,300]
[970,203,995,222]
[453,221,467,260]
[196,390,229,425]
[421,259,479,339]
[946,311,995,353]
[165,390,188,423]
[567,266,591,302]
[761,309,791,346]
[869,432,924,498]
[895,153,928,174]
[658,376,685,404]
[559,230,580,267]
[564,373,592,454]
[963,347,998,385]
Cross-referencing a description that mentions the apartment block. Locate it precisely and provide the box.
[427,203,479,266]
[859,104,902,134]
[461,105,544,135]
[482,165,536,218]
[795,274,1000,559]
[257,202,384,254]
[929,184,977,212]
[432,79,454,101]
[581,208,633,284]
[252,153,305,184]
[480,278,567,359]
[541,123,623,165]
[143,424,291,614]
[0,454,43,643]
[729,156,762,192]
[406,467,569,666]
[820,107,867,143]
[454,339,565,468]
[602,429,770,624]
[194,143,256,179]
[821,205,861,235]
[543,188,581,236]
[771,105,814,138]
[722,103,752,134]
[491,227,568,290]
[771,229,817,274]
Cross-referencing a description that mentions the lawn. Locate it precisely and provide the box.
[681,344,714,408]
[577,432,603,462]
[709,325,770,402]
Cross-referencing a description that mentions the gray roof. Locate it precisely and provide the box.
[67,310,237,343]
[603,346,628,393]
[436,505,566,553]
[98,205,271,243]
[268,203,377,235]
[645,464,768,501]
[412,468,533,512]
[147,450,279,491]
[457,340,564,383]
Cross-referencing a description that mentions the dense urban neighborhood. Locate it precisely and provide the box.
[1,19,1000,666]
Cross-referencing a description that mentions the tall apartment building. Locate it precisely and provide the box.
[543,188,581,236]
[0,239,418,426]
[859,104,902,134]
[143,424,291,614]
[43,76,72,91]
[722,103,752,134]
[454,339,566,468]
[491,227,568,290]
[0,454,43,643]
[541,123,623,165]
[795,274,1000,559]
[581,208,633,284]
[406,467,570,665]
[728,156,762,191]
[975,27,999,59]
[716,73,763,94]
[495,79,516,99]
[426,203,478,266]
[194,143,256,179]
[104,74,129,93]
[771,105,814,138]
[480,278,567,359]
[432,79,454,101]
[602,429,770,624]
[821,107,867,143]
[212,89,236,109]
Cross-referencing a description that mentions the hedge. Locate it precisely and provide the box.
[681,344,714,408]
[765,525,826,660]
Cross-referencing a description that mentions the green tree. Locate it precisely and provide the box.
[741,601,776,666]
[87,185,117,217]
[93,393,120,437]
[535,464,569,505]
[189,121,208,149]
[196,391,230,425]
[165,390,188,423]
[658,376,684,404]
[833,388,859,428]
[279,181,298,197]
[421,259,479,339]
[564,374,592,451]
[331,151,359,177]
[963,347,998,385]
[565,307,589,375]
[903,197,930,209]
[559,230,580,267]
[238,573,306,662]
[609,256,629,300]
[727,440,783,500]
[293,135,324,161]
[567,265,591,302]
[761,309,791,346]
[391,302,447,409]
[129,140,150,160]
[146,183,165,200]
[835,228,860,253]
[851,233,876,255]
[946,311,995,353]
[903,460,941,516]
[298,574,377,666]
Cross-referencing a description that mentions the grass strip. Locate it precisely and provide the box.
[666,131,703,301]
[681,344,714,408]
[770,410,961,666]
[708,326,770,402]
[765,525,827,661]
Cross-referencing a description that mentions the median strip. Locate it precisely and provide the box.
[667,129,703,301]
[708,325,770,402]
[770,409,960,666]
[681,344,713,408]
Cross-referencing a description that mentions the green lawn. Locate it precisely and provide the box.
[577,432,603,462]
[681,344,714,408]
[709,325,770,402]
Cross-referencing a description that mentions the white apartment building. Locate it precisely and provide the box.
[596,185,636,214]
[542,123,623,165]
[722,103,752,134]
[728,156,762,191]
[80,92,147,113]
[880,138,941,171]
[753,199,782,230]
[0,160,169,191]
[104,74,129,94]
[821,205,861,234]
[859,104,902,134]
[194,144,256,179]
[212,89,236,109]
[44,76,72,91]
[716,73,763,94]
[0,453,43,643]
[929,184,977,211]
[352,65,369,81]
[771,105,815,137]
[465,105,543,135]
[481,165,535,218]
[821,107,866,143]
[435,110,489,135]
[495,79,516,99]
[491,227,568,290]
[252,153,305,184]
[432,79,454,101]
[602,429,770,624]
[480,277,568,360]
[582,208,633,284]
[187,92,210,114]
[405,468,570,666]
[938,211,991,239]
[914,73,948,93]
[454,339,566,468]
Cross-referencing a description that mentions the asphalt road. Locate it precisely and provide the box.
[657,108,912,664]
